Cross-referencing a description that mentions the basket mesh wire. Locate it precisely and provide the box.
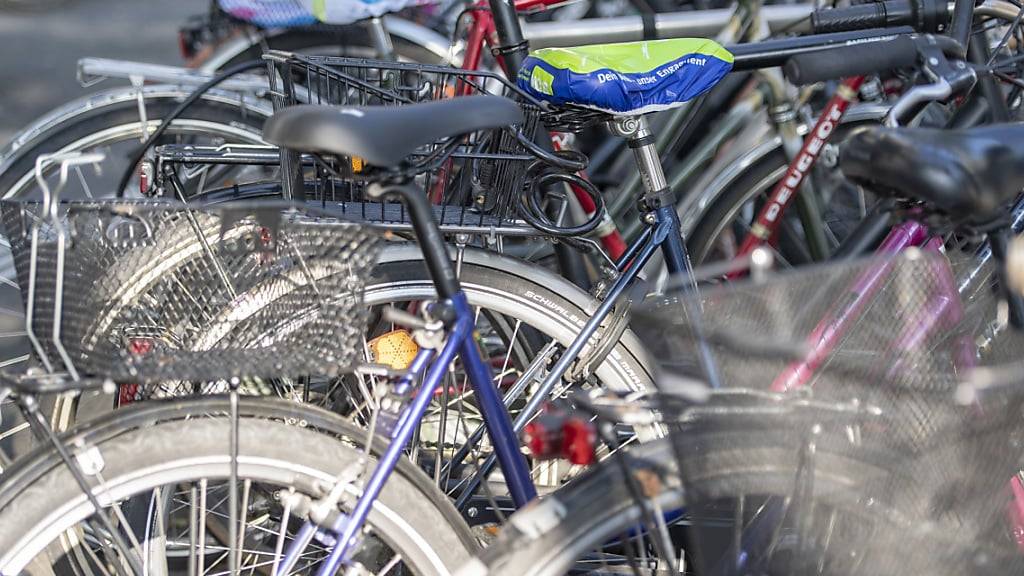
[265,51,548,229]
[633,252,1024,575]
[2,200,380,384]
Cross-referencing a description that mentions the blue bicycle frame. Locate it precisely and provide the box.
[273,104,721,573]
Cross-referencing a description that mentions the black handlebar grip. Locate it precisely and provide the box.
[812,3,887,33]
[811,0,914,33]
[783,35,919,85]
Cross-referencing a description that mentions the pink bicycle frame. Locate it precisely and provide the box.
[764,217,1024,550]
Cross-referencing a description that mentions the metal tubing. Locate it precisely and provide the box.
[657,206,690,276]
[729,27,915,71]
[454,222,667,509]
[454,292,538,507]
[949,0,976,47]
[770,221,930,392]
[315,312,472,574]
[521,4,813,49]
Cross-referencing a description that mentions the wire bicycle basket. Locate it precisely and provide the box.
[2,198,381,385]
[631,251,1024,575]
[264,51,541,227]
[257,50,606,236]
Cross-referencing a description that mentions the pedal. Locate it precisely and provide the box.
[368,330,419,370]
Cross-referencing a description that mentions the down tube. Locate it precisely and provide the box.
[453,222,667,510]
[453,291,538,507]
[311,334,462,575]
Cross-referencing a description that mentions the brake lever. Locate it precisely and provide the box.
[885,34,976,127]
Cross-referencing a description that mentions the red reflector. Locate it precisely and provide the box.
[562,418,596,466]
[128,338,153,356]
[118,383,140,407]
[524,421,557,459]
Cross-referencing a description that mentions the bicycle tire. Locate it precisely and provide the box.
[461,434,911,576]
[685,124,873,267]
[0,88,268,198]
[0,397,477,575]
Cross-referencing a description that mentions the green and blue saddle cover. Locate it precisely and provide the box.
[518,38,734,115]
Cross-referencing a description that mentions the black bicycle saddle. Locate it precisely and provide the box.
[840,124,1024,224]
[263,95,524,168]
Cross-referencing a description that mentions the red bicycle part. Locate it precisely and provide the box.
[733,76,866,268]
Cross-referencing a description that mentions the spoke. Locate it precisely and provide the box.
[198,479,208,576]
[75,164,96,200]
[763,496,793,565]
[496,319,523,382]
[81,537,114,576]
[236,479,252,574]
[143,487,170,576]
[434,365,452,488]
[375,552,403,575]
[0,421,29,441]
[817,508,838,575]
[202,550,231,576]
[189,485,198,576]
[0,354,29,368]
[272,488,294,576]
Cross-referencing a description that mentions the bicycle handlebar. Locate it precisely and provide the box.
[783,35,919,85]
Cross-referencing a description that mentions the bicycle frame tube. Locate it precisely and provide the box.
[300,290,535,574]
[770,220,933,392]
[452,204,693,508]
[732,76,865,265]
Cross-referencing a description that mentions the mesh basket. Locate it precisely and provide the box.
[263,51,603,230]
[2,199,380,384]
[633,252,1024,575]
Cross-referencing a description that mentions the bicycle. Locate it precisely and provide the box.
[458,45,1024,574]
[466,210,1024,574]
[0,93,649,573]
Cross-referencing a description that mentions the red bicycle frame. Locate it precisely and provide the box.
[458,0,629,260]
[734,76,866,264]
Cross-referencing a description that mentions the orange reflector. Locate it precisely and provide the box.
[368,329,418,370]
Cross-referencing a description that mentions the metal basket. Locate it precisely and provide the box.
[633,252,1024,575]
[264,51,540,228]
[262,51,605,232]
[2,199,381,384]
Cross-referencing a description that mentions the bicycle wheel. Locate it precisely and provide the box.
[0,397,477,575]
[0,87,268,353]
[464,430,1015,576]
[685,129,871,268]
[0,87,269,458]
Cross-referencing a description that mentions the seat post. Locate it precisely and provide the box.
[609,115,674,217]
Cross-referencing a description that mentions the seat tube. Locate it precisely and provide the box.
[609,115,689,275]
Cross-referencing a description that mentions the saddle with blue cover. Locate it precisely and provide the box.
[518,38,734,115]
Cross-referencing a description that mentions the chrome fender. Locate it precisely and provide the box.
[197,15,456,72]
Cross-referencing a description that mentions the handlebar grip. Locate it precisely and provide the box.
[811,0,948,34]
[811,1,910,33]
[783,35,918,85]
